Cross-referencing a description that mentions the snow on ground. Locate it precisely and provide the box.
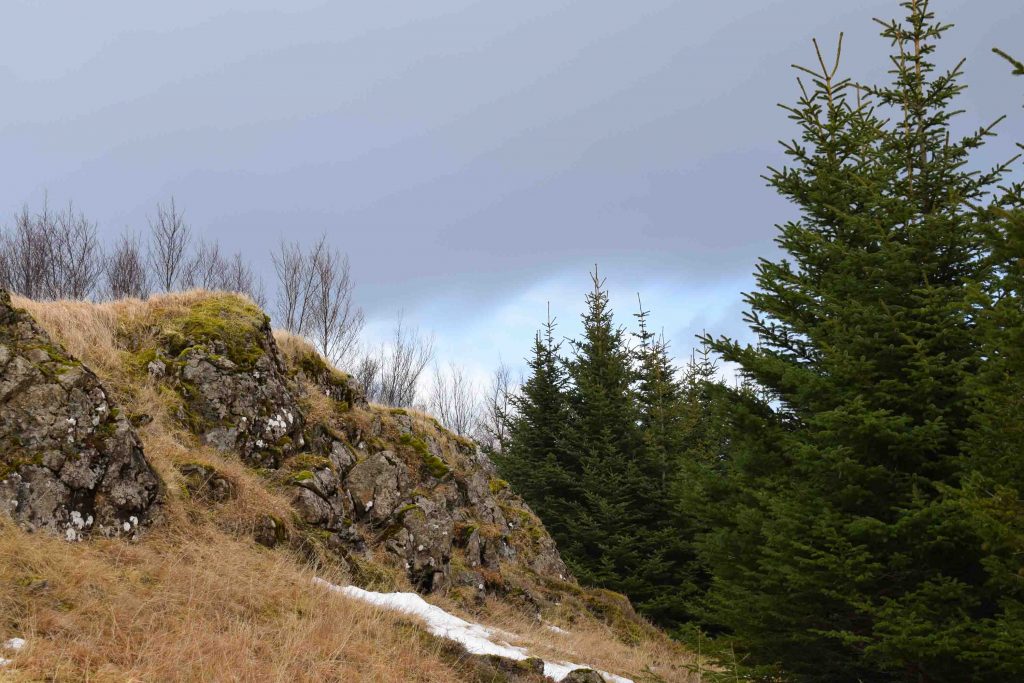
[314,578,632,683]
[0,637,25,666]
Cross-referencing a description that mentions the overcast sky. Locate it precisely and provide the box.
[1,0,1021,386]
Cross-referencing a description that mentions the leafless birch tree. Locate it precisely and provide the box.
[360,315,434,407]
[0,199,103,300]
[148,198,190,292]
[475,362,517,451]
[271,235,363,367]
[103,231,150,300]
[429,361,480,437]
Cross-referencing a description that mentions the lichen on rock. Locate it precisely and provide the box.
[126,294,306,468]
[0,290,162,539]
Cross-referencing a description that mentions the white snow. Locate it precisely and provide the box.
[314,578,632,683]
[0,637,25,667]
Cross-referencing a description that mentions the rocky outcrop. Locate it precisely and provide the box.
[105,292,569,598]
[0,290,162,539]
[135,296,306,468]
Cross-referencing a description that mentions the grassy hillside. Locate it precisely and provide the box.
[0,291,698,682]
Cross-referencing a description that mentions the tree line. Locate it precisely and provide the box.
[495,3,1024,681]
[0,197,440,409]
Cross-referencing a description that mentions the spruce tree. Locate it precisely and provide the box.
[557,270,643,587]
[628,301,704,627]
[951,47,1024,678]
[701,2,1019,680]
[495,307,575,540]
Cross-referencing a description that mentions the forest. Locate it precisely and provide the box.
[495,4,1024,681]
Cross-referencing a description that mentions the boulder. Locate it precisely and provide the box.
[0,290,162,539]
[344,450,407,522]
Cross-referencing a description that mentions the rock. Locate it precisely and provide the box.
[344,451,407,522]
[398,497,454,590]
[178,463,235,503]
[140,295,306,468]
[291,486,335,526]
[327,440,356,473]
[177,345,305,467]
[0,290,162,539]
[290,350,367,409]
[564,669,606,683]
[254,514,288,547]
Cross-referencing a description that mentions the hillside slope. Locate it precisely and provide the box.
[0,290,697,682]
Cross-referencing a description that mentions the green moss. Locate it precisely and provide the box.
[395,503,421,518]
[289,470,315,483]
[154,295,268,368]
[389,407,408,416]
[400,433,451,478]
[454,522,479,544]
[488,478,509,494]
[288,454,332,472]
[296,351,351,386]
[0,451,44,479]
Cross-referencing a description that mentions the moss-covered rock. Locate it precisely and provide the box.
[0,289,163,539]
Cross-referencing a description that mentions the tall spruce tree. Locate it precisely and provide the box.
[628,301,705,627]
[701,2,1019,680]
[950,47,1024,678]
[557,270,643,587]
[495,307,575,540]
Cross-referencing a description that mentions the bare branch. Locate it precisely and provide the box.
[103,231,150,300]
[148,198,191,292]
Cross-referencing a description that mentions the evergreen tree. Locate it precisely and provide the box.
[495,307,575,540]
[950,48,1024,678]
[628,301,704,627]
[558,270,643,587]
[701,2,1019,680]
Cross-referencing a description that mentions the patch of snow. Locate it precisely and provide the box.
[314,578,632,683]
[0,637,25,667]
[545,623,570,635]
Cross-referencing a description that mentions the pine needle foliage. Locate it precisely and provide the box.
[701,2,1023,680]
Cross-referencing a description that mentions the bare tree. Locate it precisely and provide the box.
[221,251,267,308]
[50,201,103,299]
[475,362,517,451]
[271,235,363,367]
[2,205,50,299]
[180,239,224,290]
[429,361,480,437]
[306,244,364,367]
[352,351,381,402]
[363,315,435,407]
[1,199,103,300]
[271,239,309,333]
[148,198,190,292]
[104,231,150,300]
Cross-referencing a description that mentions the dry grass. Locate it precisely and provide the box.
[1,292,699,682]
[454,597,701,683]
[0,520,462,682]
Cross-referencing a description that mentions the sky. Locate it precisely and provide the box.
[1,0,1022,388]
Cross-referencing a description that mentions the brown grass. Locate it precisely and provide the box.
[0,520,462,682]
[1,292,699,682]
